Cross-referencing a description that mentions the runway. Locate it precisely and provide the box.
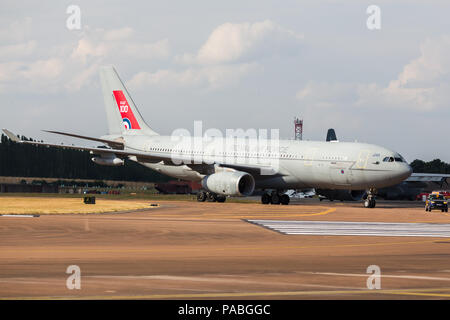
[247,220,450,237]
[1,198,450,299]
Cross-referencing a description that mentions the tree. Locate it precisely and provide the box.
[0,134,172,182]
[410,159,450,174]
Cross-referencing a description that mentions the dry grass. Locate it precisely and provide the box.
[0,197,155,215]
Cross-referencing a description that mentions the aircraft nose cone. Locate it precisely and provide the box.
[398,164,413,181]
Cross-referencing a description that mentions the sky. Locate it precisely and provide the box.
[1,0,449,162]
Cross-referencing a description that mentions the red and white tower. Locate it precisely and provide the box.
[294,118,303,140]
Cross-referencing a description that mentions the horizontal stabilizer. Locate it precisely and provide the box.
[2,129,21,142]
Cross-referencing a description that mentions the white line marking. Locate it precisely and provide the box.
[300,272,450,281]
[0,214,39,218]
[247,220,450,237]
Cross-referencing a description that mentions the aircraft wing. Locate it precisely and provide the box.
[407,173,450,182]
[43,130,124,149]
[2,129,283,175]
[3,129,166,163]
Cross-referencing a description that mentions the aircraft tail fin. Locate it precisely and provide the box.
[99,66,158,136]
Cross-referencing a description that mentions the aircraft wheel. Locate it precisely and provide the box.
[261,193,271,204]
[280,194,290,205]
[206,192,217,202]
[197,191,207,202]
[271,193,281,205]
[216,195,226,203]
[364,198,376,208]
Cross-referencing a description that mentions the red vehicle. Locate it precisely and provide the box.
[416,192,430,201]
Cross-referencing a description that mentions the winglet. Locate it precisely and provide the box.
[2,129,21,143]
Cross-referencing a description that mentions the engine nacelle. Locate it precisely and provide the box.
[201,171,255,196]
[316,189,366,201]
[91,156,124,166]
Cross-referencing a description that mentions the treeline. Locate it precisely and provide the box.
[410,159,450,174]
[0,134,171,182]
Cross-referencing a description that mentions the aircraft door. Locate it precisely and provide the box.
[356,150,370,169]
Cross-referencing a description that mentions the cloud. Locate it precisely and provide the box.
[0,41,36,60]
[0,58,64,93]
[127,63,260,89]
[0,17,33,43]
[70,27,170,64]
[395,35,450,86]
[178,20,302,65]
[0,19,300,93]
[296,82,360,108]
[297,35,450,112]
[0,24,170,93]
[130,20,301,91]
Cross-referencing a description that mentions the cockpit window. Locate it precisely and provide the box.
[383,156,404,162]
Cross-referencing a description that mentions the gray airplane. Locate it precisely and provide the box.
[3,66,412,208]
[317,129,450,202]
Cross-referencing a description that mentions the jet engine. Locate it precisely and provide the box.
[91,155,124,166]
[201,171,255,196]
[316,189,366,201]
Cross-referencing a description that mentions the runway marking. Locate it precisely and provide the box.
[85,275,360,289]
[144,207,336,220]
[0,214,39,218]
[385,291,450,298]
[247,220,450,237]
[0,239,434,254]
[300,272,450,282]
[4,287,450,300]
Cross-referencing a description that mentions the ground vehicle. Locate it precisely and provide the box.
[425,192,448,212]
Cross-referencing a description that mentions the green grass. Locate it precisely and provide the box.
[0,192,258,203]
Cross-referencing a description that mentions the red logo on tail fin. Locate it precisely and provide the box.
[113,90,141,130]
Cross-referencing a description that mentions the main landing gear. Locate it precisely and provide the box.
[363,188,377,208]
[261,191,290,205]
[196,190,226,203]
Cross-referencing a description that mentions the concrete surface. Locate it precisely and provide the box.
[1,198,450,299]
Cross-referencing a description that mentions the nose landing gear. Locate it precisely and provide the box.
[363,188,377,208]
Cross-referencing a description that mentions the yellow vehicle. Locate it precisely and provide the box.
[425,192,448,212]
